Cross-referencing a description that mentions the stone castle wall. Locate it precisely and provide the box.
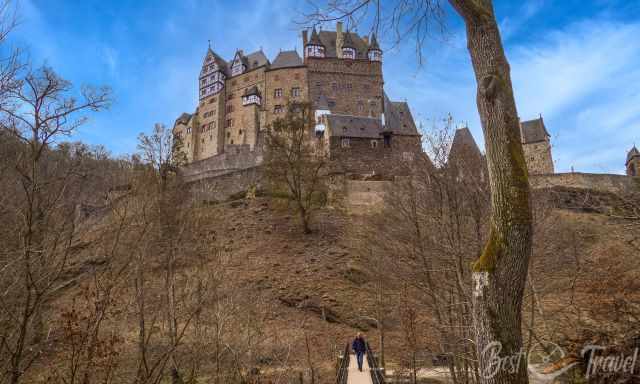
[328,135,423,177]
[179,143,264,183]
[306,58,383,118]
[530,172,637,195]
[523,141,554,175]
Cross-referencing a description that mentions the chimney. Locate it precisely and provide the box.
[302,30,308,46]
[336,21,344,58]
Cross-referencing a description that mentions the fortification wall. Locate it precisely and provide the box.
[179,144,264,183]
[187,166,263,203]
[530,173,637,195]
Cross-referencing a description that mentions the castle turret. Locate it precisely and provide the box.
[304,27,325,58]
[368,33,382,62]
[341,30,357,59]
[199,47,227,99]
[230,50,247,77]
[627,145,640,176]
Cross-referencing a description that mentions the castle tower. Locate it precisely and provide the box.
[341,30,357,59]
[304,27,325,59]
[520,116,554,175]
[196,47,227,159]
[627,146,640,176]
[367,33,382,62]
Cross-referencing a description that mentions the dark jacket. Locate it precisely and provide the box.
[352,337,366,353]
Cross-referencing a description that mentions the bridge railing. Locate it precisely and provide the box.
[336,342,350,384]
[366,342,385,384]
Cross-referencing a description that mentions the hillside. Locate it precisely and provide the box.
[25,183,637,383]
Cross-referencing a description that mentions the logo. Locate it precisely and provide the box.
[527,341,579,382]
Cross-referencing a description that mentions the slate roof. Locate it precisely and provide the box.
[520,117,550,144]
[174,113,191,126]
[202,48,229,75]
[383,93,420,136]
[369,33,381,51]
[627,146,640,164]
[317,30,369,59]
[271,50,303,69]
[308,27,323,45]
[325,115,383,138]
[449,127,483,161]
[245,50,269,70]
[242,85,260,96]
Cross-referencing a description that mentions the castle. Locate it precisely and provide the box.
[173,22,422,179]
[173,22,636,193]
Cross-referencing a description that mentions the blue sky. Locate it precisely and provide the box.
[9,0,640,173]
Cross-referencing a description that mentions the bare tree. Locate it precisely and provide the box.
[304,2,532,381]
[0,64,110,384]
[264,102,327,234]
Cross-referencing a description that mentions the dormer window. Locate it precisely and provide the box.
[342,47,356,59]
[231,63,245,76]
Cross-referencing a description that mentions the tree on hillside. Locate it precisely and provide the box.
[264,102,327,234]
[306,1,533,382]
[0,65,111,384]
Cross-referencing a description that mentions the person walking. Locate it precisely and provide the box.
[352,332,367,372]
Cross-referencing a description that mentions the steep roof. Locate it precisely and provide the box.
[383,93,420,136]
[202,48,229,75]
[325,115,383,138]
[368,33,381,51]
[318,30,368,59]
[308,27,323,46]
[174,113,191,125]
[242,85,260,96]
[627,146,640,164]
[342,30,355,48]
[271,50,303,69]
[449,127,483,162]
[520,117,550,144]
[245,50,269,70]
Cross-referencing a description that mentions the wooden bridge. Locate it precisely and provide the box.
[336,342,385,384]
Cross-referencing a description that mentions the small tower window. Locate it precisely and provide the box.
[274,88,283,98]
[341,138,350,148]
[383,134,392,148]
[370,140,378,148]
[291,87,301,97]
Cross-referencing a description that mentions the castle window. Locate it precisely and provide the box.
[383,134,392,148]
[230,139,234,144]
[328,100,336,108]
[291,87,301,97]
[274,105,284,114]
[370,140,378,148]
[274,88,283,98]
[239,129,243,135]
[226,119,233,127]
[227,132,231,138]
[209,97,217,103]
[331,82,337,91]
[226,105,233,113]
[357,102,364,112]
[187,127,192,134]
[341,138,350,148]
[315,81,322,87]
[342,47,356,59]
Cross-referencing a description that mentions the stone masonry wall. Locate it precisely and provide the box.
[523,140,554,175]
[530,173,638,195]
[265,66,308,127]
[328,135,422,177]
[306,58,383,118]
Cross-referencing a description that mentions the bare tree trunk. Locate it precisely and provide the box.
[449,1,532,383]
